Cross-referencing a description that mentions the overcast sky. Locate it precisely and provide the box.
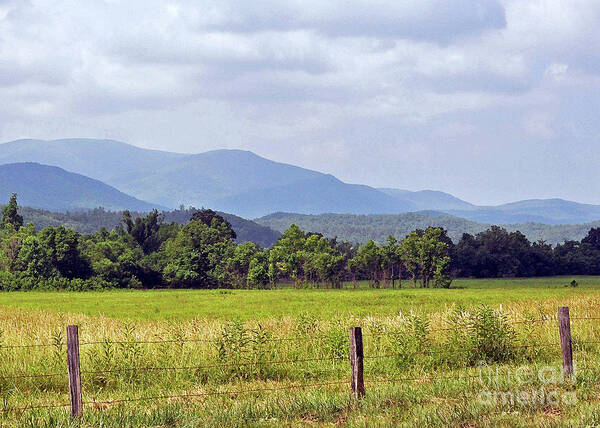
[1,0,599,205]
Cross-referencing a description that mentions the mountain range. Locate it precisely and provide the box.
[0,162,161,212]
[1,138,600,225]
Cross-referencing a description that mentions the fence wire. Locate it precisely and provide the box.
[1,309,600,416]
[83,380,349,407]
[8,314,600,350]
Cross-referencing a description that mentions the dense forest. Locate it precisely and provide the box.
[13,205,280,247]
[11,204,600,248]
[2,194,600,291]
[257,212,600,246]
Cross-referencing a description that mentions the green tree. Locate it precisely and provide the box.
[247,251,270,288]
[190,209,236,240]
[354,240,382,288]
[119,209,165,254]
[268,224,307,285]
[224,242,260,288]
[381,235,402,288]
[400,232,420,287]
[159,218,236,288]
[38,226,90,279]
[347,257,361,288]
[400,227,452,288]
[1,194,23,231]
[311,251,346,288]
[14,234,54,279]
[80,232,144,288]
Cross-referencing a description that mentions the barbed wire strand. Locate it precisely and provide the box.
[79,334,333,347]
[6,315,600,349]
[0,372,64,380]
[0,343,57,349]
[0,402,69,413]
[84,380,349,407]
[82,356,347,376]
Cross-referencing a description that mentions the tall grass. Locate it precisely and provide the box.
[0,291,599,426]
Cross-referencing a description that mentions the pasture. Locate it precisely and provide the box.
[1,277,600,426]
[0,276,598,321]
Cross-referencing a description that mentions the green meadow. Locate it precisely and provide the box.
[1,277,600,427]
[0,276,596,321]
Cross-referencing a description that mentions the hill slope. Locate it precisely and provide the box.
[379,188,475,211]
[446,199,600,225]
[214,175,414,218]
[0,163,161,212]
[255,212,600,245]
[3,206,281,247]
[0,139,186,184]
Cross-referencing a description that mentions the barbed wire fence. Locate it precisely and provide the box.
[0,305,593,417]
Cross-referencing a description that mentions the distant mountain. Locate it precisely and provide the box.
[380,188,600,224]
[379,188,475,211]
[215,175,414,219]
[0,139,412,217]
[0,138,186,184]
[446,199,600,225]
[0,163,161,212]
[255,212,600,246]
[1,138,600,224]
[117,149,329,209]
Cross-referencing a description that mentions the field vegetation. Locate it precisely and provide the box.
[4,194,600,425]
[0,277,597,321]
[0,279,598,426]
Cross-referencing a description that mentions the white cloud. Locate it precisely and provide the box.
[523,112,557,139]
[1,0,600,204]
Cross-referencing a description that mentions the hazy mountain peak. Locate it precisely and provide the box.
[1,138,600,224]
[379,187,474,211]
[0,162,162,212]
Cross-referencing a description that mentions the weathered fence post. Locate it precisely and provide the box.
[67,325,83,417]
[558,306,574,379]
[349,327,365,398]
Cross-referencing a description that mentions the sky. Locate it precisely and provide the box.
[0,0,599,206]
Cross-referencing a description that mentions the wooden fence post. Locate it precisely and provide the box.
[558,306,574,379]
[349,327,365,398]
[67,325,83,417]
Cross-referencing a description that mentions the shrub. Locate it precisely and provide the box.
[214,320,276,381]
[446,305,516,366]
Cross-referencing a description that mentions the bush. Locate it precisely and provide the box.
[446,305,516,366]
[0,272,112,291]
[214,320,276,381]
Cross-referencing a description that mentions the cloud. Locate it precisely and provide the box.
[1,0,600,204]
[200,0,506,43]
[522,112,557,139]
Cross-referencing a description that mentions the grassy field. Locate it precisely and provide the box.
[0,276,596,321]
[1,277,600,426]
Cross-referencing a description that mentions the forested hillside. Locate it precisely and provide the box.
[9,205,600,248]
[11,206,280,248]
[256,212,600,245]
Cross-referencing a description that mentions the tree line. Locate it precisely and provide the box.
[1,194,600,291]
[10,205,280,247]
